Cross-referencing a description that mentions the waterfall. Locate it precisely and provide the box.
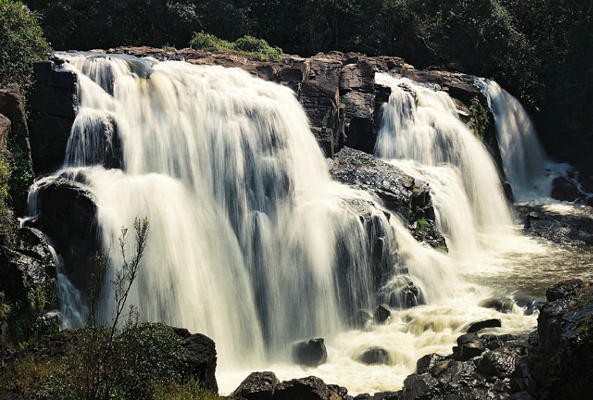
[477,79,560,201]
[375,74,515,256]
[26,54,459,373]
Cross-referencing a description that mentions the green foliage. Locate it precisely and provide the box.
[190,32,283,61]
[415,218,428,233]
[6,137,33,215]
[0,0,51,91]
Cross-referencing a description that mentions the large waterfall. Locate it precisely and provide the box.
[26,54,552,395]
[29,54,459,375]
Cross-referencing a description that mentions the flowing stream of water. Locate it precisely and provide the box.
[25,55,591,395]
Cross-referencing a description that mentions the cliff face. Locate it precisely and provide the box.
[29,47,495,175]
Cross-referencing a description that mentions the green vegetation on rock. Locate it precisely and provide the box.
[190,32,283,61]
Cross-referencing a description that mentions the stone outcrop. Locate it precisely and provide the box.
[329,147,445,249]
[0,88,35,213]
[234,372,348,400]
[528,279,593,400]
[517,203,593,246]
[33,47,492,171]
[24,171,100,292]
[29,59,79,175]
[172,328,218,392]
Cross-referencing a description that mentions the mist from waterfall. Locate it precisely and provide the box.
[477,79,563,201]
[375,73,515,257]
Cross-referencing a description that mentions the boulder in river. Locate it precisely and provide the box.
[292,338,328,367]
[453,333,485,361]
[357,347,390,365]
[233,371,280,400]
[479,297,514,313]
[466,319,502,333]
[373,304,391,324]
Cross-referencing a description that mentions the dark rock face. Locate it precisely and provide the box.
[273,376,344,400]
[528,279,593,400]
[292,338,328,367]
[26,172,99,291]
[551,176,582,202]
[373,304,391,324]
[0,227,56,305]
[357,347,390,365]
[381,275,426,309]
[30,60,79,175]
[0,88,34,213]
[329,147,445,249]
[467,319,502,333]
[452,333,485,361]
[479,297,514,313]
[517,204,593,246]
[233,371,280,400]
[180,332,218,393]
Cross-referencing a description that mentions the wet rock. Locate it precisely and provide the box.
[30,61,79,175]
[233,371,280,400]
[357,347,390,365]
[351,309,373,328]
[477,348,519,378]
[292,338,328,367]
[273,376,343,400]
[528,281,593,400]
[517,204,593,246]
[479,297,514,313]
[551,176,582,202]
[467,318,502,333]
[29,172,100,291]
[382,275,425,309]
[0,226,57,307]
[181,332,218,392]
[514,296,546,315]
[401,374,438,399]
[546,279,583,302]
[415,353,448,375]
[453,333,485,361]
[480,334,521,351]
[374,304,391,324]
[329,147,445,248]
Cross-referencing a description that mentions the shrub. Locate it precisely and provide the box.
[0,0,51,91]
[189,32,283,61]
[189,32,233,52]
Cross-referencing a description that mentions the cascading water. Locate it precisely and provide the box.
[26,53,461,380]
[375,73,516,257]
[25,54,553,395]
[477,79,565,201]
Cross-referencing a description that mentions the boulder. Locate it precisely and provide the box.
[518,204,593,246]
[357,347,390,365]
[477,348,519,378]
[373,304,391,324]
[453,333,485,361]
[273,376,343,400]
[233,371,280,400]
[0,227,56,306]
[382,275,425,309]
[415,353,448,375]
[27,172,100,291]
[329,147,445,248]
[546,279,583,302]
[180,332,218,392]
[292,338,328,367]
[551,176,582,202]
[479,297,514,313]
[466,319,502,333]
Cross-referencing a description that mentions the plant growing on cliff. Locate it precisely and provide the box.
[0,0,51,91]
[190,32,283,62]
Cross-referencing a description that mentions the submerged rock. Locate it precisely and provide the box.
[292,338,328,367]
[479,297,514,313]
[357,347,390,365]
[466,318,502,333]
[373,304,391,324]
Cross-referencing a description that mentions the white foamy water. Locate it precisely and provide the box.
[477,79,571,201]
[25,55,562,396]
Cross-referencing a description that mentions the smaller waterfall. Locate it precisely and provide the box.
[477,79,566,201]
[375,73,515,256]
